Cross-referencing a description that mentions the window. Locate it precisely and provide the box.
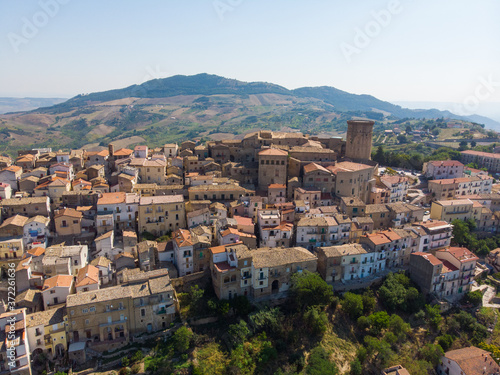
[89,306,96,312]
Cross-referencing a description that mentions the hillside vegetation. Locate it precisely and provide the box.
[0,74,496,156]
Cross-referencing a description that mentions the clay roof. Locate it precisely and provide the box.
[252,247,317,268]
[427,160,464,167]
[174,229,193,247]
[139,195,184,205]
[303,162,330,174]
[55,208,82,219]
[97,192,126,205]
[95,230,113,241]
[1,165,22,173]
[233,215,253,226]
[258,148,288,156]
[75,265,99,287]
[27,247,45,257]
[90,256,112,268]
[319,243,367,257]
[0,196,48,206]
[444,346,500,374]
[113,148,133,156]
[42,275,74,290]
[412,252,442,266]
[268,184,286,189]
[441,247,479,263]
[328,161,373,173]
[26,306,65,327]
[0,214,28,228]
[364,232,391,245]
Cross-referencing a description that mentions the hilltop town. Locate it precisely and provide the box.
[2,119,500,375]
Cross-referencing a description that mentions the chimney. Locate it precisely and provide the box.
[108,144,114,157]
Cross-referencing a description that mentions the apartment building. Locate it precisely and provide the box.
[378,175,409,203]
[41,275,75,309]
[423,160,464,180]
[302,163,335,192]
[188,184,254,202]
[411,221,453,252]
[66,275,176,353]
[430,199,473,222]
[435,247,477,297]
[437,346,500,375]
[26,306,67,360]
[97,192,139,231]
[315,243,384,283]
[138,195,186,237]
[210,244,317,301]
[267,184,287,204]
[409,252,459,300]
[296,216,346,250]
[461,150,500,173]
[429,175,493,200]
[258,148,288,190]
[360,230,410,268]
[0,196,50,219]
[328,161,376,203]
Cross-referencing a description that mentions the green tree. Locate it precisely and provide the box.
[419,344,444,367]
[350,358,362,375]
[228,320,251,348]
[458,140,469,151]
[463,290,483,306]
[306,346,338,375]
[174,326,193,353]
[425,304,442,331]
[342,292,363,320]
[437,334,454,351]
[388,314,410,341]
[397,135,408,144]
[379,273,423,312]
[304,307,328,336]
[361,290,376,315]
[290,271,334,309]
[193,343,229,375]
[373,146,386,165]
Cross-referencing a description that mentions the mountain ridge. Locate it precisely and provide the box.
[28,73,498,128]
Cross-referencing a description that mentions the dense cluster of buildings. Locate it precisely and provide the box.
[0,120,498,374]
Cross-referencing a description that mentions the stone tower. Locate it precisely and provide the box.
[258,148,288,190]
[345,120,374,161]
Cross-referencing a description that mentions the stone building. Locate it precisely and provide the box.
[258,148,288,190]
[345,120,374,161]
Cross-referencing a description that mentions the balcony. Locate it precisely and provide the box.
[156,308,167,315]
[350,260,358,264]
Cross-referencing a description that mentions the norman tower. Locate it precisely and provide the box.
[345,120,374,161]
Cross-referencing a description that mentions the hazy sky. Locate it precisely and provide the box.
[1,0,499,108]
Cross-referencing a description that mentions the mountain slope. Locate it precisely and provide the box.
[41,74,291,113]
[0,73,497,155]
[36,74,497,126]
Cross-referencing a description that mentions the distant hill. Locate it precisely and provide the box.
[0,73,497,155]
[0,97,67,114]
